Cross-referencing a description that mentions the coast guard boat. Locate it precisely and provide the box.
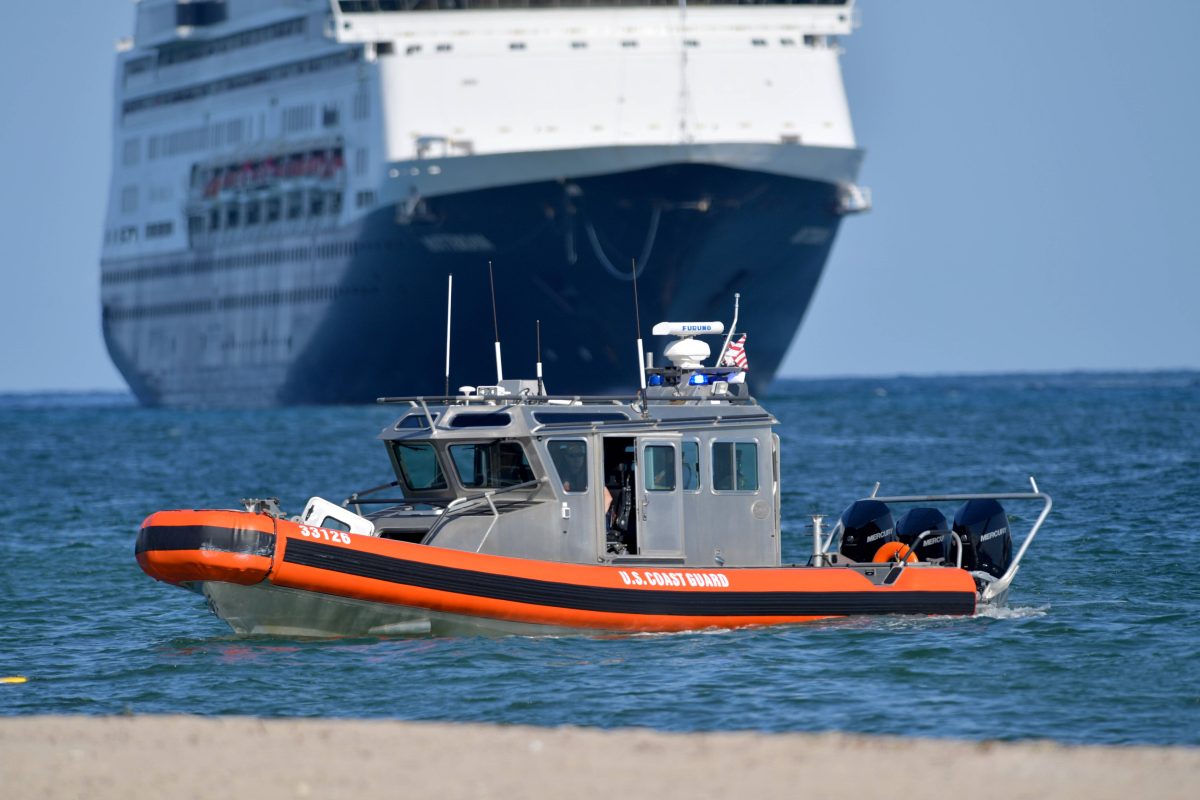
[135,318,1052,636]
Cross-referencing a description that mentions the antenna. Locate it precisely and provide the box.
[631,258,647,390]
[535,320,545,395]
[715,292,741,367]
[488,260,504,383]
[444,273,453,396]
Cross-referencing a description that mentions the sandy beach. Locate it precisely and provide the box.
[1,715,1196,799]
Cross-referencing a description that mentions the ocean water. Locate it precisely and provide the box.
[1,372,1197,745]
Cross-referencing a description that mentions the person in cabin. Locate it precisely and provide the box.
[550,440,614,516]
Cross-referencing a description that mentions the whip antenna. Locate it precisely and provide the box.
[488,260,504,383]
[631,258,647,390]
[444,274,453,396]
[536,320,545,395]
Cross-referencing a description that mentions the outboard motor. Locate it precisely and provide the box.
[838,500,895,563]
[895,507,950,563]
[952,499,1012,579]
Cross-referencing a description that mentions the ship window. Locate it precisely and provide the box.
[146,221,174,239]
[436,43,452,52]
[225,204,240,228]
[323,105,340,127]
[246,201,261,226]
[309,192,325,217]
[392,442,448,492]
[406,44,422,56]
[449,412,512,428]
[684,39,699,48]
[712,441,758,492]
[644,445,676,492]
[780,38,797,47]
[547,440,588,494]
[175,1,228,28]
[209,207,220,231]
[287,191,303,219]
[122,138,140,166]
[751,39,767,47]
[376,42,395,56]
[621,40,638,48]
[329,191,343,216]
[266,196,281,223]
[509,42,526,51]
[450,442,534,489]
[682,440,700,491]
[570,41,587,49]
[121,186,139,214]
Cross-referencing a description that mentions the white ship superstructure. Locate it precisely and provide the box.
[101,0,867,406]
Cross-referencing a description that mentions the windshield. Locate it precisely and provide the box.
[390,441,448,491]
[449,441,534,488]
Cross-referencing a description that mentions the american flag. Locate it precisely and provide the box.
[722,334,749,370]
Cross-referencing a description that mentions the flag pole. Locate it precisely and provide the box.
[716,292,740,367]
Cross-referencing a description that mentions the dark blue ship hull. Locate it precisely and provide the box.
[103,162,847,406]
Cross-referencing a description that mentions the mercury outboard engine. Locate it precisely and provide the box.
[895,507,950,563]
[838,499,895,563]
[952,499,1012,579]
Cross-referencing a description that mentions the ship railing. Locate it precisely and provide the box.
[813,477,1053,603]
[377,392,758,407]
[422,478,546,550]
[341,479,406,516]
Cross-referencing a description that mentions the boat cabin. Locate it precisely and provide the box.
[326,326,782,568]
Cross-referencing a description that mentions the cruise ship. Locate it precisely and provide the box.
[101,0,868,406]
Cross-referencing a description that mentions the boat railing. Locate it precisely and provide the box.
[342,480,404,516]
[816,477,1052,603]
[376,392,758,408]
[422,478,545,549]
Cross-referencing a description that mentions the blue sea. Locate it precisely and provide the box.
[2,372,1197,745]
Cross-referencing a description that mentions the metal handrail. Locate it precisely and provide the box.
[891,529,965,570]
[422,478,544,544]
[812,478,1050,602]
[868,477,1052,603]
[342,480,400,515]
[377,392,758,406]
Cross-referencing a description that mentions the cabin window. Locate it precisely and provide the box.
[395,413,437,430]
[681,440,700,491]
[391,442,447,491]
[449,412,511,428]
[644,445,676,492]
[533,411,627,425]
[547,439,588,493]
[450,441,534,489]
[712,441,758,492]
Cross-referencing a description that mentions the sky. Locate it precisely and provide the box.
[0,0,1197,392]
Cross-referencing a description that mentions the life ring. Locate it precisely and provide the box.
[873,541,918,564]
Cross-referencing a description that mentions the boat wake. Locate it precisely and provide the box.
[976,604,1050,620]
